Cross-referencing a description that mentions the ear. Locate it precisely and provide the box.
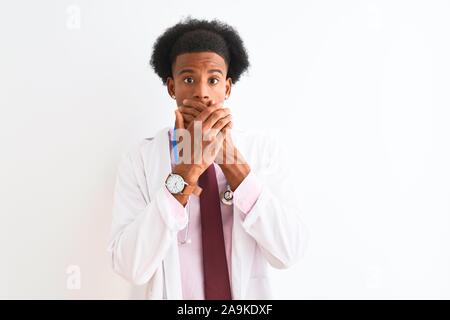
[225,77,232,99]
[166,77,175,98]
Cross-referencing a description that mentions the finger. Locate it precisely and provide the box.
[179,106,201,117]
[182,113,195,123]
[191,99,217,124]
[182,99,208,113]
[174,109,184,130]
[217,121,233,145]
[204,107,230,130]
[219,123,235,164]
[211,114,232,131]
[194,103,223,123]
[207,99,223,108]
[211,127,227,153]
[204,112,232,141]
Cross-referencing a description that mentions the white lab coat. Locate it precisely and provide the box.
[107,125,309,299]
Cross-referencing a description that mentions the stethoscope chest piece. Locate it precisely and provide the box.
[220,184,234,206]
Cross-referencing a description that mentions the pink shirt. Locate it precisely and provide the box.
[164,127,263,299]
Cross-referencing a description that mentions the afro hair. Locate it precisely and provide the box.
[150,17,249,85]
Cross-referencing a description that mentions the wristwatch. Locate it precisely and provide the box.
[165,173,203,196]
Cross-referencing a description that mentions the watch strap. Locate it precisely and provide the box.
[180,184,203,196]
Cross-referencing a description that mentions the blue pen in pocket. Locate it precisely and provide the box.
[172,125,179,163]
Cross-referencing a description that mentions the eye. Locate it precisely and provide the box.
[209,78,220,85]
[183,77,194,84]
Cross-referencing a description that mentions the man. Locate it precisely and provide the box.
[107,18,308,299]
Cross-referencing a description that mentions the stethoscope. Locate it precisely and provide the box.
[172,125,233,245]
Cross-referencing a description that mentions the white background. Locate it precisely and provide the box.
[1,0,449,299]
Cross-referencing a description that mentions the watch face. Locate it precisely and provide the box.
[166,174,184,193]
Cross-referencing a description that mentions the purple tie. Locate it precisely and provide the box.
[198,164,232,300]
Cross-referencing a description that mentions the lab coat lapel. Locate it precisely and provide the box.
[144,125,183,299]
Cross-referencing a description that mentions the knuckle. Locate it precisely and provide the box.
[215,107,225,115]
[222,117,231,125]
[211,113,219,119]
[220,109,230,117]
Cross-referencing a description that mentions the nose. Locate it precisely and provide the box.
[192,82,210,104]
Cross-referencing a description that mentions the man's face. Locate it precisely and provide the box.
[167,51,232,109]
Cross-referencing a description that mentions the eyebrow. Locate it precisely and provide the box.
[177,68,224,75]
[208,69,224,75]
